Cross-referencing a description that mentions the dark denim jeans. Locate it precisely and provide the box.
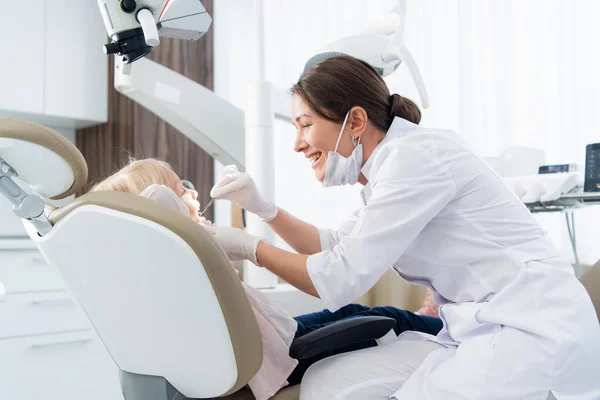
[286,303,443,386]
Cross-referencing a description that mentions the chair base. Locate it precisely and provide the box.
[119,370,182,400]
[119,369,301,400]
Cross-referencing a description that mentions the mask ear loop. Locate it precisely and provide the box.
[333,111,351,153]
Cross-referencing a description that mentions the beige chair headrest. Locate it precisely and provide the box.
[0,118,87,199]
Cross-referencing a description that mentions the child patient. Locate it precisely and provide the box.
[91,158,442,400]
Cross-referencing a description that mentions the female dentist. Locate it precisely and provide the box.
[207,55,600,399]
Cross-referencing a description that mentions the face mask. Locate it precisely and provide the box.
[323,111,363,187]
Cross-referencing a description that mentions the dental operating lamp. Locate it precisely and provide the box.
[96,0,428,288]
[304,0,429,108]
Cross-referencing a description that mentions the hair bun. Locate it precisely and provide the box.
[389,93,403,112]
[389,93,421,125]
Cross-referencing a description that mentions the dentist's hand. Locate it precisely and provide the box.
[210,165,278,222]
[203,225,265,266]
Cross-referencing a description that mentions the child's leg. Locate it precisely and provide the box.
[294,304,371,337]
[288,306,443,386]
[349,306,443,336]
[294,304,443,337]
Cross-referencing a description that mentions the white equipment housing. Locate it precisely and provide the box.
[98,0,211,63]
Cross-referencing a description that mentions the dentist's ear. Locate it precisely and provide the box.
[349,106,368,141]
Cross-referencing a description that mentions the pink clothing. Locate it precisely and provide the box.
[139,185,299,399]
[242,283,298,400]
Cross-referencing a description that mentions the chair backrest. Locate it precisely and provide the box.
[26,191,263,398]
[580,260,600,322]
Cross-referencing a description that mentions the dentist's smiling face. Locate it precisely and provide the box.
[291,94,355,183]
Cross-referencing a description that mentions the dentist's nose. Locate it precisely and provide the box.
[293,131,307,153]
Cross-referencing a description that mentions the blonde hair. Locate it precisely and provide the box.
[90,158,180,195]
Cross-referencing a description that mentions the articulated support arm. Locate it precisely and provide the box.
[0,157,51,235]
[115,57,246,169]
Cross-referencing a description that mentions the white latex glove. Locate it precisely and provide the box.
[210,165,278,222]
[203,225,265,266]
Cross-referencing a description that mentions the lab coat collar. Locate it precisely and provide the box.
[360,117,418,179]
[360,117,419,204]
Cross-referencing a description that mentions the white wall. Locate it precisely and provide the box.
[213,0,600,265]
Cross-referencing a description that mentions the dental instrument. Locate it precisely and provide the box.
[198,197,214,217]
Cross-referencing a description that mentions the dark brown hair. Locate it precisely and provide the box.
[291,55,421,132]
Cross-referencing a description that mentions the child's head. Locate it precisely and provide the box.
[90,158,201,221]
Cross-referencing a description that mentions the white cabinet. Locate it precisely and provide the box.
[0,250,65,293]
[45,1,108,125]
[0,248,124,400]
[0,1,108,129]
[0,331,123,400]
[0,291,90,338]
[0,1,45,115]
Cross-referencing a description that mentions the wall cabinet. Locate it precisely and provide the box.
[0,247,124,400]
[0,1,108,129]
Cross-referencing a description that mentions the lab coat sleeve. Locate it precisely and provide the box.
[307,140,457,311]
[318,208,362,251]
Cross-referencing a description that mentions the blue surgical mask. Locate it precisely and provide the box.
[323,111,363,187]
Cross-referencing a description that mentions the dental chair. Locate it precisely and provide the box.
[581,260,600,322]
[0,118,398,400]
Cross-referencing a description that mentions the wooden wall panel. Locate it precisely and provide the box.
[76,56,135,194]
[77,0,214,220]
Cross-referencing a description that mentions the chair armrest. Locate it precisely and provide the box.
[289,316,396,360]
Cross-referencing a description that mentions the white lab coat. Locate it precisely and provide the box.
[304,117,600,399]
